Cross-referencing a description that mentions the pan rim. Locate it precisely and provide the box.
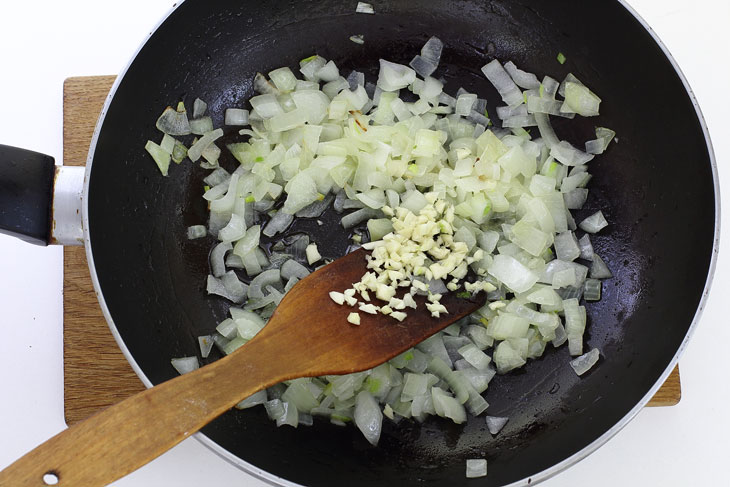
[79,0,721,485]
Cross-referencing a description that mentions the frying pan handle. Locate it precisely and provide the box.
[0,144,84,246]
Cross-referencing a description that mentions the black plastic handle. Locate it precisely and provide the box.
[0,144,56,246]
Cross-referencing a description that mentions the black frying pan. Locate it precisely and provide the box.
[0,0,718,485]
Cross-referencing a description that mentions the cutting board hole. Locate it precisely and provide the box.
[43,472,59,485]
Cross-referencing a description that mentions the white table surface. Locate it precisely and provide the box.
[0,1,727,485]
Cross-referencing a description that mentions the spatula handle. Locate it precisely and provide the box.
[0,336,285,487]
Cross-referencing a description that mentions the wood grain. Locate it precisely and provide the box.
[62,76,681,428]
[63,76,145,427]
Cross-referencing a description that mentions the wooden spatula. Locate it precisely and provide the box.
[0,249,485,487]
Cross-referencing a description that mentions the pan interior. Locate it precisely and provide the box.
[87,1,715,485]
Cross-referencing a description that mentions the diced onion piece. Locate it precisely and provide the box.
[316,61,340,83]
[481,60,524,108]
[281,259,311,280]
[486,416,509,435]
[534,112,560,147]
[420,36,443,65]
[550,140,594,166]
[554,231,581,261]
[277,401,299,427]
[377,60,417,92]
[590,254,613,279]
[578,234,594,260]
[250,93,284,119]
[465,459,487,479]
[235,390,267,410]
[263,211,294,237]
[159,134,175,155]
[504,61,540,89]
[188,128,223,162]
[171,356,199,375]
[190,116,214,135]
[584,278,602,301]
[145,140,171,176]
[299,56,326,81]
[585,127,616,154]
[570,348,600,376]
[493,340,526,373]
[254,72,279,94]
[563,298,586,356]
[455,94,477,116]
[458,344,491,371]
[232,225,261,259]
[562,81,601,117]
[354,391,383,445]
[431,386,467,423]
[225,108,249,126]
[156,105,191,136]
[218,214,247,243]
[355,2,374,14]
[248,269,281,299]
[579,211,608,233]
[210,241,233,277]
[198,335,214,358]
[283,172,320,214]
[187,225,207,239]
[269,67,297,93]
[487,255,539,294]
[306,243,322,265]
[193,98,208,118]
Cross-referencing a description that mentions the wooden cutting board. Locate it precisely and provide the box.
[62,76,682,426]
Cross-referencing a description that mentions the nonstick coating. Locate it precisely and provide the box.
[86,0,716,485]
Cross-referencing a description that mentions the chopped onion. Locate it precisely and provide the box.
[584,278,601,301]
[187,225,207,239]
[481,60,524,108]
[578,234,594,260]
[156,105,191,136]
[193,98,208,118]
[579,211,608,233]
[488,255,539,294]
[585,127,616,154]
[570,348,600,375]
[281,259,310,281]
[236,390,267,409]
[465,458,487,478]
[550,140,594,166]
[225,108,249,126]
[171,356,199,375]
[554,231,581,261]
[145,140,170,176]
[486,415,509,435]
[590,254,613,279]
[156,39,619,450]
[187,128,223,162]
[355,1,374,14]
[254,72,279,95]
[562,81,601,117]
[248,269,281,299]
[377,60,416,92]
[190,116,214,135]
[198,335,214,358]
[354,391,383,445]
[210,242,232,277]
[504,61,540,89]
[263,211,294,237]
[409,55,437,78]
